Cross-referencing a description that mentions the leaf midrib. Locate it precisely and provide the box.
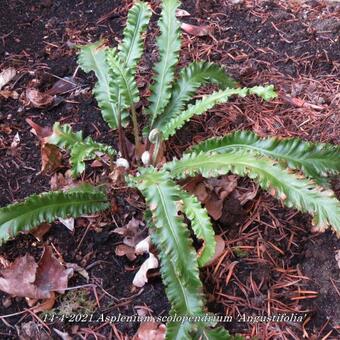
[1,195,106,226]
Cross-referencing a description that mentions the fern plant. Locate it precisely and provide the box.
[1,1,339,339]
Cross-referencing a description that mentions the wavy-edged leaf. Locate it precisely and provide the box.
[77,41,127,128]
[160,85,276,140]
[0,184,109,244]
[152,61,237,131]
[148,0,181,125]
[179,190,216,267]
[164,150,340,235]
[249,85,277,101]
[161,88,247,140]
[47,123,116,177]
[47,122,83,148]
[107,49,140,107]
[129,168,204,314]
[118,1,152,70]
[188,130,340,186]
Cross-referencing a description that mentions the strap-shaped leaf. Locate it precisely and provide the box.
[0,184,109,244]
[179,190,216,267]
[77,42,128,128]
[148,0,181,125]
[118,1,152,70]
[152,61,237,131]
[188,130,340,186]
[107,49,140,107]
[129,169,204,314]
[134,176,231,339]
[160,85,277,140]
[164,150,340,235]
[47,123,116,177]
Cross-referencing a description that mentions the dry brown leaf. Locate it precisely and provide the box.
[135,236,151,255]
[26,118,61,173]
[0,247,72,299]
[46,76,77,96]
[204,196,224,220]
[90,159,103,168]
[41,143,62,174]
[26,88,54,108]
[176,9,190,17]
[232,183,258,205]
[133,253,159,288]
[181,23,212,36]
[65,263,89,282]
[0,67,16,90]
[30,291,56,313]
[113,217,145,247]
[193,182,209,202]
[207,175,238,200]
[133,237,159,288]
[0,89,19,99]
[26,118,52,139]
[205,235,225,266]
[50,171,76,191]
[133,322,166,340]
[17,321,50,340]
[58,217,75,231]
[30,223,52,241]
[115,244,137,261]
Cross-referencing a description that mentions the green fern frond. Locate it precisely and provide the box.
[248,85,277,101]
[107,49,140,108]
[77,41,127,128]
[70,140,115,177]
[148,0,181,125]
[0,184,109,244]
[152,61,237,131]
[47,122,83,148]
[161,84,276,140]
[188,130,340,186]
[118,1,152,70]
[47,123,116,177]
[129,169,204,315]
[164,150,340,235]
[179,190,216,267]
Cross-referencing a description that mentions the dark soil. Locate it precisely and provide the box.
[0,0,339,339]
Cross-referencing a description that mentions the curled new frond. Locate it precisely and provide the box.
[0,184,109,244]
[118,1,152,71]
[107,49,140,108]
[179,190,216,267]
[148,0,181,125]
[129,168,204,316]
[188,130,340,186]
[160,85,276,140]
[77,42,127,128]
[163,150,340,235]
[151,61,237,131]
[47,123,116,177]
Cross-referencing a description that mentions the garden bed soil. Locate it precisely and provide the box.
[0,0,339,338]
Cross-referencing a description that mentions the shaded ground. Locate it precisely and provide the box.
[0,0,339,339]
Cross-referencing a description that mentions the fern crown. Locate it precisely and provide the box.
[1,1,339,339]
